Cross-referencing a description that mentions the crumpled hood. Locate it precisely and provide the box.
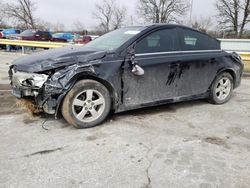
[12,45,107,72]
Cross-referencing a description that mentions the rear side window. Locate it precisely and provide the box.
[181,29,220,51]
[136,28,178,54]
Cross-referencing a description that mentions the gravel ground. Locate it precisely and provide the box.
[0,51,250,188]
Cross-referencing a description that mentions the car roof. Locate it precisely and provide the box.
[124,24,219,41]
[124,23,193,30]
[120,24,199,34]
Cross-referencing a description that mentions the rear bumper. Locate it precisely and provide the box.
[230,52,244,89]
[234,68,243,89]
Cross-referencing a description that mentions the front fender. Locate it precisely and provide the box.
[45,64,119,117]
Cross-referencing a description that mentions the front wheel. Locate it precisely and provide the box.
[208,72,234,104]
[62,80,111,128]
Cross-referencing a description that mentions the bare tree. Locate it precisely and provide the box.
[51,22,65,32]
[192,16,213,33]
[93,0,113,32]
[93,0,127,32]
[0,19,6,28]
[3,0,37,29]
[33,19,50,30]
[112,5,127,29]
[215,0,250,38]
[0,18,6,28]
[137,0,190,23]
[72,20,86,32]
[0,0,7,28]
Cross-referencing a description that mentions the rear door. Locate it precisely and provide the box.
[176,28,222,97]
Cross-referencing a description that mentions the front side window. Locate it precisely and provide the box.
[136,28,178,54]
[181,29,220,51]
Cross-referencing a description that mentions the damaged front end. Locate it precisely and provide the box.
[9,51,100,116]
[10,68,48,98]
[9,65,56,115]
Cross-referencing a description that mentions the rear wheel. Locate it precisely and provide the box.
[208,72,234,104]
[62,80,111,128]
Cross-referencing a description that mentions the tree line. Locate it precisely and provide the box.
[0,0,250,38]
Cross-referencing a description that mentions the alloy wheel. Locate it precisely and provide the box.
[215,77,232,101]
[72,89,105,123]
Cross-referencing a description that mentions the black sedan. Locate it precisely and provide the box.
[9,24,244,128]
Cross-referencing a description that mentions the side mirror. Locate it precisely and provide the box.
[127,43,144,76]
[132,64,145,76]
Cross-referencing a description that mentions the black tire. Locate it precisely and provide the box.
[62,79,111,128]
[208,72,234,105]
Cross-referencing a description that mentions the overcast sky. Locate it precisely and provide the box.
[9,0,217,30]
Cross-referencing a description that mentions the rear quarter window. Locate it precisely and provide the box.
[181,28,220,51]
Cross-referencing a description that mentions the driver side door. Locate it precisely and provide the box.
[122,27,182,109]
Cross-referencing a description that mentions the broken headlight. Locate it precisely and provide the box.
[12,71,49,88]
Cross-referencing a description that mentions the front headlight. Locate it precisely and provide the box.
[12,71,48,88]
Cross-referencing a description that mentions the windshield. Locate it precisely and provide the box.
[85,27,144,51]
[21,30,36,36]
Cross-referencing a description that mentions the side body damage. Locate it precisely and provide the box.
[9,47,124,116]
[119,50,243,112]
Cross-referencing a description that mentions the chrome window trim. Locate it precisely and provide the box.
[135,50,222,57]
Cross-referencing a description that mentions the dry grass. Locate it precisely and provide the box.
[16,99,43,115]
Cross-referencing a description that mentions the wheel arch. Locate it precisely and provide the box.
[217,68,237,88]
[65,74,118,111]
[207,68,236,104]
[209,68,237,91]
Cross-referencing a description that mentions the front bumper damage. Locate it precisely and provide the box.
[9,67,57,114]
[10,70,48,98]
[8,47,110,116]
[9,63,96,116]
[9,66,66,115]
